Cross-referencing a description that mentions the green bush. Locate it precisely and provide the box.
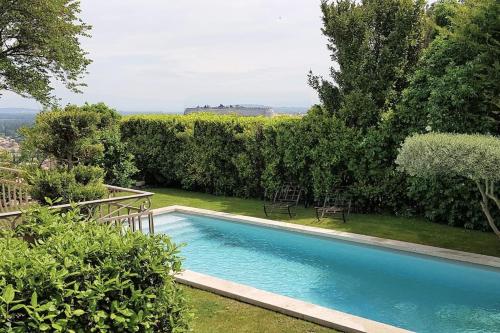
[21,103,138,187]
[28,167,108,204]
[72,165,105,185]
[121,114,405,210]
[0,206,191,332]
[397,133,500,232]
[121,114,495,229]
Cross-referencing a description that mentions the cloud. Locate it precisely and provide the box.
[1,0,331,111]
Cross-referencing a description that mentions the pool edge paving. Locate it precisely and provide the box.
[176,270,411,333]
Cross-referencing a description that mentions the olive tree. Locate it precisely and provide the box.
[396,133,500,238]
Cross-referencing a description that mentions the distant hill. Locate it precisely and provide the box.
[0,107,40,114]
[272,106,309,115]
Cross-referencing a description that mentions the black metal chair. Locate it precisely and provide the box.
[263,184,303,218]
[315,190,351,223]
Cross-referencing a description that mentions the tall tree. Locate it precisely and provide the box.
[309,0,427,127]
[395,0,500,137]
[0,0,91,106]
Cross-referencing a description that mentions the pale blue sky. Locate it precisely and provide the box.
[1,0,331,112]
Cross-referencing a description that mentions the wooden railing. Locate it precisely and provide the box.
[0,167,155,233]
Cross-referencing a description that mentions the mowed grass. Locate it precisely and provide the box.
[183,287,338,333]
[149,187,500,257]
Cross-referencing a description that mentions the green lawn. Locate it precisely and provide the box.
[148,187,499,333]
[184,287,338,333]
[149,187,500,257]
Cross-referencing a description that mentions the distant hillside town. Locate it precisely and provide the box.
[184,104,274,117]
[0,136,20,154]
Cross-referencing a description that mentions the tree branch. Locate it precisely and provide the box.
[485,180,500,210]
[476,180,500,238]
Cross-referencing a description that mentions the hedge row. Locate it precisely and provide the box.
[121,113,488,230]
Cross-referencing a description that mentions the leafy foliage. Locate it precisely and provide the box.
[0,0,91,106]
[21,106,103,167]
[21,103,137,187]
[396,0,500,136]
[123,114,493,228]
[309,0,427,127]
[27,166,107,204]
[396,133,500,181]
[0,206,191,332]
[397,133,500,233]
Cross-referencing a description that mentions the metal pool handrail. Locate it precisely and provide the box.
[0,167,155,233]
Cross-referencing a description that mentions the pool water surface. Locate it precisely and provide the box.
[153,212,500,333]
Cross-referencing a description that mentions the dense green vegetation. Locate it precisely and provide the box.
[121,112,490,230]
[396,0,499,135]
[0,0,91,106]
[397,133,500,237]
[0,206,191,332]
[21,103,137,187]
[27,165,108,205]
[148,187,500,257]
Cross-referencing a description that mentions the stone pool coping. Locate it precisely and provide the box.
[152,205,500,333]
[176,270,410,333]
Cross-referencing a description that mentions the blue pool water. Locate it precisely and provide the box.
[153,213,500,333]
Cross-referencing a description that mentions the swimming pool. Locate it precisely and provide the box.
[152,211,500,333]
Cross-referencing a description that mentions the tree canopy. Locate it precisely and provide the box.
[396,0,500,136]
[309,0,427,127]
[397,133,500,237]
[396,133,500,181]
[0,0,91,105]
[21,103,137,187]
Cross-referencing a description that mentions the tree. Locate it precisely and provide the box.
[395,0,500,137]
[0,0,91,106]
[396,133,500,238]
[21,103,137,187]
[309,0,427,127]
[21,105,103,168]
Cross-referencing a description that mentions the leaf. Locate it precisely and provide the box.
[31,291,38,307]
[2,284,15,304]
[39,323,50,331]
[73,309,85,316]
[52,323,63,330]
[10,304,26,311]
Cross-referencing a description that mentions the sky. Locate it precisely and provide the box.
[1,0,332,112]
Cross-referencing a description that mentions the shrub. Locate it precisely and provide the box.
[0,206,191,332]
[21,103,138,187]
[121,114,496,229]
[28,167,107,204]
[72,165,105,185]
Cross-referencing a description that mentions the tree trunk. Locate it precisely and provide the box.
[476,180,500,239]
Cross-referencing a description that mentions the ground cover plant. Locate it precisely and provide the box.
[0,206,191,332]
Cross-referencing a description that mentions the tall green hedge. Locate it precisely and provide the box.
[121,113,488,229]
